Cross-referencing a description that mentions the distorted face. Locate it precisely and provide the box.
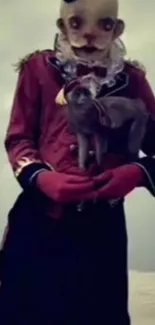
[57,0,125,61]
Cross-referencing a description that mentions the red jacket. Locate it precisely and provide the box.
[4,50,155,194]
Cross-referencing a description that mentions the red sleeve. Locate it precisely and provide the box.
[138,74,155,155]
[134,72,155,196]
[5,54,51,189]
[139,72,155,116]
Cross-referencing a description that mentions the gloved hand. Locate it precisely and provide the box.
[93,164,145,200]
[36,170,95,203]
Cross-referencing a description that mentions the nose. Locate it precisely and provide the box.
[84,33,95,44]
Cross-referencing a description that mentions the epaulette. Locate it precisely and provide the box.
[13,49,53,72]
[126,59,146,75]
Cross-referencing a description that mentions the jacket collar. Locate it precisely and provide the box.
[98,71,129,97]
[47,52,129,96]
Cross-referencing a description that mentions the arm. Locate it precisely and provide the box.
[134,74,155,196]
[93,72,155,200]
[4,53,51,189]
[5,53,95,203]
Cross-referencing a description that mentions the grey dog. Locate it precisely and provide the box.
[66,85,149,169]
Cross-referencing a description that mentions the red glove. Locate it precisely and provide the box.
[93,164,145,200]
[36,170,95,203]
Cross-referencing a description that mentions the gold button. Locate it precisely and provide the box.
[89,150,95,156]
[70,144,77,151]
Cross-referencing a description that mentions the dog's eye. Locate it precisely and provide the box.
[68,16,83,30]
[98,18,116,31]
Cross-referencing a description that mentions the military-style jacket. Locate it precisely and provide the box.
[4,50,155,196]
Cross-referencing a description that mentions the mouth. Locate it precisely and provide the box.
[72,46,101,55]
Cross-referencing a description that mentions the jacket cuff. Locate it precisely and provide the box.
[16,162,52,189]
[134,157,155,196]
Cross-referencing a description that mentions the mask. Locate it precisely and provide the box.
[57,0,124,61]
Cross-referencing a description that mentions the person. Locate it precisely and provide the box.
[0,0,155,323]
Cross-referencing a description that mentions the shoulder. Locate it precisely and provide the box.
[124,59,147,78]
[14,49,55,72]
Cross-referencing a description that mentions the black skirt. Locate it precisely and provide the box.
[0,190,131,325]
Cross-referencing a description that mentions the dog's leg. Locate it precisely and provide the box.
[77,133,89,169]
[94,133,107,165]
[128,118,148,154]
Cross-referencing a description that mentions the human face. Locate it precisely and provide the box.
[57,0,124,61]
[67,16,117,60]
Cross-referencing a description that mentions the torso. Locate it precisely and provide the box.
[34,51,144,174]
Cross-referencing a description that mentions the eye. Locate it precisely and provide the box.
[68,16,83,30]
[98,18,116,31]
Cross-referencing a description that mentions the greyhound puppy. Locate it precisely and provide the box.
[66,84,149,169]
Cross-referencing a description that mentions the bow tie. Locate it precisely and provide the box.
[76,63,107,78]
